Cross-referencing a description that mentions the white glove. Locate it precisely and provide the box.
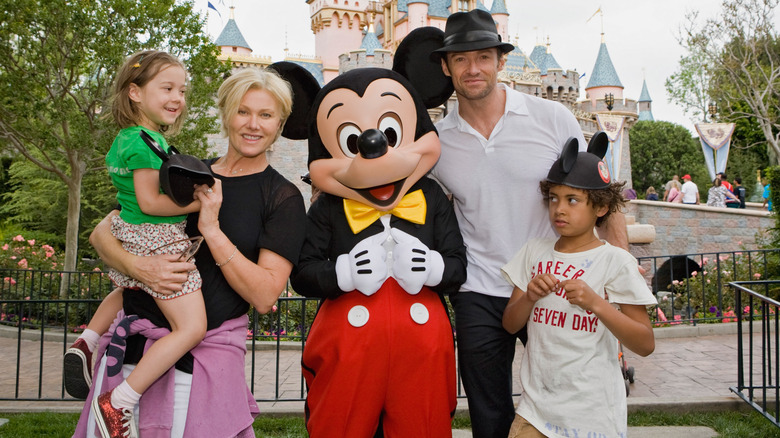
[390,228,445,295]
[335,231,389,296]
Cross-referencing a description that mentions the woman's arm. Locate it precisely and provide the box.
[89,210,194,294]
[194,180,291,314]
[134,168,201,216]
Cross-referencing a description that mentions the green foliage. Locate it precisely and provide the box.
[0,0,230,269]
[629,120,708,195]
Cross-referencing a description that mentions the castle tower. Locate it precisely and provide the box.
[490,0,510,43]
[339,21,393,73]
[214,5,270,69]
[584,38,624,106]
[307,0,368,83]
[638,79,654,121]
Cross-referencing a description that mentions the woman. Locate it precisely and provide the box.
[707,178,738,208]
[74,67,306,438]
[667,180,683,203]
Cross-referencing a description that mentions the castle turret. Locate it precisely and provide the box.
[214,5,270,69]
[339,21,393,73]
[308,0,367,83]
[638,79,654,121]
[584,39,624,105]
[490,0,510,44]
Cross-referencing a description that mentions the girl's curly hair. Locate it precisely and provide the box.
[539,180,627,227]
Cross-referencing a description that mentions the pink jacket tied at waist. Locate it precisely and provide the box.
[73,310,259,438]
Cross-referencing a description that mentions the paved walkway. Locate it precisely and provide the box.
[0,323,764,436]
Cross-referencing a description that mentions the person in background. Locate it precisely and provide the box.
[763,179,772,211]
[733,177,747,208]
[707,178,739,208]
[663,175,679,201]
[666,180,683,203]
[681,174,700,205]
[645,187,658,201]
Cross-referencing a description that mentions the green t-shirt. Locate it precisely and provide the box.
[106,126,187,225]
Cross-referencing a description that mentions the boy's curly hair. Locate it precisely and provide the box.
[539,180,627,227]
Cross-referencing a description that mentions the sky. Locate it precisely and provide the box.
[192,0,779,135]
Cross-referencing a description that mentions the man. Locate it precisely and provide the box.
[763,178,772,211]
[663,175,679,201]
[733,177,746,208]
[681,174,700,204]
[429,10,628,437]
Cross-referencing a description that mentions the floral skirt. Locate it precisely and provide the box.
[109,215,202,300]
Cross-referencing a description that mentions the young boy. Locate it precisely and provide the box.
[501,134,656,438]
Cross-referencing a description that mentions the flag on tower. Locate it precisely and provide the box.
[208,1,221,18]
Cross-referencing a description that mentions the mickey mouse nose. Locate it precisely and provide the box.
[357,129,388,159]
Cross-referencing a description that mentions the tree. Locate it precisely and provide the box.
[629,120,708,196]
[673,0,780,163]
[0,0,230,289]
[665,38,713,123]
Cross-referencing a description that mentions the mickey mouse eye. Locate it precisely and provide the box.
[378,113,402,148]
[337,123,361,158]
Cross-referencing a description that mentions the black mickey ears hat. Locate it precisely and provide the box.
[139,130,215,207]
[546,131,612,189]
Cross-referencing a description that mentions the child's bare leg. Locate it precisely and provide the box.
[87,287,124,334]
[124,289,207,394]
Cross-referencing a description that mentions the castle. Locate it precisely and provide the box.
[210,1,655,196]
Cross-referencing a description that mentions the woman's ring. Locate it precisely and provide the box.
[207,188,213,193]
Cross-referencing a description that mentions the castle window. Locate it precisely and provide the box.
[458,1,470,12]
[232,47,237,52]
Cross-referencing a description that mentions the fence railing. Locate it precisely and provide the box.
[1,247,780,403]
[729,280,780,428]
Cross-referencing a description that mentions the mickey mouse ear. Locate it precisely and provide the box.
[560,137,580,174]
[268,62,321,140]
[587,131,609,159]
[393,27,454,109]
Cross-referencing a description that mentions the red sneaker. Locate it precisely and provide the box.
[92,390,138,438]
[63,338,92,399]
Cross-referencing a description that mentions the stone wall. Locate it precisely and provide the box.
[626,200,774,258]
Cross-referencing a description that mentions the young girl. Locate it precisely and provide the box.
[501,136,656,438]
[65,50,208,438]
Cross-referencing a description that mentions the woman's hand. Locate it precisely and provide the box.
[195,179,223,239]
[131,253,194,296]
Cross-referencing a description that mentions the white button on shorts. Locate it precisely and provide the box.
[348,305,370,327]
[410,303,429,325]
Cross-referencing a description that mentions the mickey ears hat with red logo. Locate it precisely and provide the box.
[546,131,612,189]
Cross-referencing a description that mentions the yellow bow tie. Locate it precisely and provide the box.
[343,189,427,234]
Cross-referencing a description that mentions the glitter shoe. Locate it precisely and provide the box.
[92,390,138,438]
[63,338,92,399]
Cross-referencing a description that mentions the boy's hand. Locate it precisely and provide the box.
[560,279,601,311]
[525,273,559,302]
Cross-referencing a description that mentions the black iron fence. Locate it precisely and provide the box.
[729,281,780,428]
[1,247,780,403]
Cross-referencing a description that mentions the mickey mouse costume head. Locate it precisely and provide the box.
[280,28,466,438]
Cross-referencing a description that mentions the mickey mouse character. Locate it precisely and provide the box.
[279,28,467,438]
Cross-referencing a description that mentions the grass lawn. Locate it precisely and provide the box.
[0,410,778,437]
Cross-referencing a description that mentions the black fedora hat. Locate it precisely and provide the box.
[431,9,514,61]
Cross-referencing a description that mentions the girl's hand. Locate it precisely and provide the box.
[525,273,559,302]
[195,179,223,239]
[560,279,601,312]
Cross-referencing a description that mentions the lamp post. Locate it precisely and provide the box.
[708,102,717,122]
[605,93,615,111]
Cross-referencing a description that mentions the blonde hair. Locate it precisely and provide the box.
[110,50,188,134]
[216,68,293,141]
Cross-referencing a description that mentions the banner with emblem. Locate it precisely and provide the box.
[596,114,626,181]
[695,123,736,181]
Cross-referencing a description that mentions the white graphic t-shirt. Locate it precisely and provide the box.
[501,238,656,438]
